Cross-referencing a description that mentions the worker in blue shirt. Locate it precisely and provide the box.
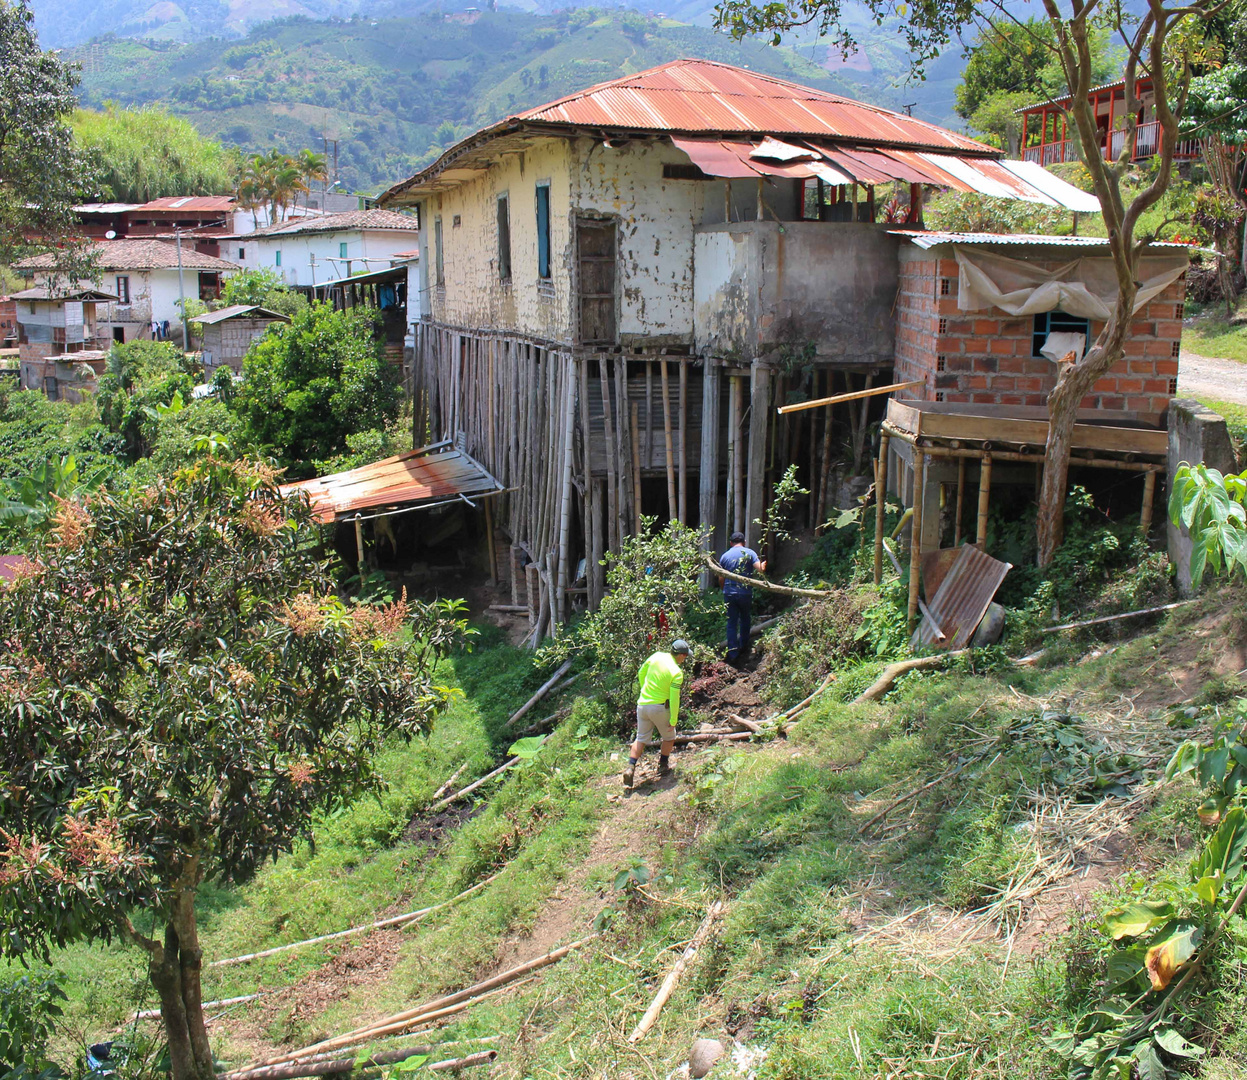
[718,531,766,667]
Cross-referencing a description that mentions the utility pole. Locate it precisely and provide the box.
[175,227,190,351]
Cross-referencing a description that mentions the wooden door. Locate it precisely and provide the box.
[576,219,616,345]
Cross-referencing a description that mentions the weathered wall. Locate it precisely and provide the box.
[242,228,419,288]
[692,221,899,361]
[202,318,283,373]
[895,245,1184,419]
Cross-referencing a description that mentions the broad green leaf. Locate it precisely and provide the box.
[1103,900,1173,939]
[1154,1028,1204,1058]
[1192,807,1247,882]
[1042,1031,1076,1059]
[1133,1042,1166,1080]
[507,735,546,759]
[1192,870,1223,905]
[1104,947,1147,990]
[1144,920,1202,991]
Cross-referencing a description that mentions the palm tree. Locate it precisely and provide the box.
[295,149,329,211]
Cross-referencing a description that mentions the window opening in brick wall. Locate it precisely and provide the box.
[935,391,945,401]
[936,355,946,372]
[1032,310,1090,358]
[1171,340,1181,358]
[938,317,947,334]
[1177,303,1184,319]
[496,193,512,282]
[1169,377,1179,395]
[939,277,951,295]
[115,275,130,304]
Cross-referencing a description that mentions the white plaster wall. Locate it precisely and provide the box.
[421,136,712,346]
[240,228,420,287]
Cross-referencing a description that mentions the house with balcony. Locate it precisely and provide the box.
[1018,74,1203,167]
[12,286,117,400]
[378,58,1110,630]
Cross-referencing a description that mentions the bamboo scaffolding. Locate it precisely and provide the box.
[777,379,922,415]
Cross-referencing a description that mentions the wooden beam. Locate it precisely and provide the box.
[777,379,923,416]
[744,361,769,548]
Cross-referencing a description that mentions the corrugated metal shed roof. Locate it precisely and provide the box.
[516,60,992,151]
[136,196,237,212]
[280,442,503,523]
[892,231,1199,250]
[914,544,1012,650]
[195,304,290,325]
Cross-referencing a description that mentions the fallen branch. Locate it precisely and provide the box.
[429,762,469,803]
[247,937,595,1070]
[776,671,838,731]
[852,650,970,704]
[429,1052,498,1073]
[1040,600,1195,634]
[488,604,529,613]
[221,1043,498,1080]
[673,730,752,746]
[726,714,763,734]
[427,758,517,813]
[505,659,573,727]
[856,760,967,835]
[629,901,725,1042]
[705,556,832,599]
[209,873,501,968]
[134,992,261,1021]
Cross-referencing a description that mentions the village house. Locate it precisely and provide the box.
[228,209,420,292]
[17,239,239,347]
[375,58,1188,634]
[12,286,117,400]
[196,305,291,375]
[1018,74,1204,166]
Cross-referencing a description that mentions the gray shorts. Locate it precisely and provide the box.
[635,702,675,743]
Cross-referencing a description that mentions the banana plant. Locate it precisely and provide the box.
[0,455,110,527]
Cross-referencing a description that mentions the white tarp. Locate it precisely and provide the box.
[955,247,1189,320]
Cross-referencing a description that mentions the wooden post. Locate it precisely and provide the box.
[617,361,636,539]
[953,457,966,547]
[976,454,993,550]
[756,177,764,221]
[678,358,688,525]
[555,359,577,625]
[873,432,889,585]
[591,479,605,607]
[852,373,874,472]
[724,180,732,222]
[699,361,722,588]
[598,357,618,554]
[578,358,596,608]
[659,359,677,522]
[354,516,365,570]
[483,498,498,583]
[725,375,739,535]
[907,450,926,630]
[630,401,643,533]
[525,563,539,628]
[1140,469,1158,536]
[510,545,523,606]
[744,361,769,547]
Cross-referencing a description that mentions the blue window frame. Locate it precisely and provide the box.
[536,184,551,279]
[339,241,348,258]
[1032,310,1090,357]
[275,250,282,268]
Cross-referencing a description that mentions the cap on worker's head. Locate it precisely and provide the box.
[730,531,746,545]
[671,639,691,656]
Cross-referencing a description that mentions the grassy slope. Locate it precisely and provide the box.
[1183,311,1247,364]
[23,592,1247,1077]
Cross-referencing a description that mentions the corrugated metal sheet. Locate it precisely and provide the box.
[280,443,503,524]
[892,230,1199,250]
[997,160,1102,212]
[137,196,237,212]
[515,59,993,152]
[913,545,1011,650]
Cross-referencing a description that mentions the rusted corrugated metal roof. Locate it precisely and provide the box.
[280,442,503,524]
[516,60,992,152]
[914,544,1012,650]
[893,231,1199,250]
[137,196,237,212]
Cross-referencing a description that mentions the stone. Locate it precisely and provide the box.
[970,602,1006,647]
[689,1038,725,1078]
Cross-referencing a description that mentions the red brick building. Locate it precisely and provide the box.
[892,233,1187,422]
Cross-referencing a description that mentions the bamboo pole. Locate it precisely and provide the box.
[907,450,926,630]
[873,432,890,585]
[629,901,725,1042]
[224,1046,499,1080]
[976,454,993,550]
[660,358,677,522]
[617,360,636,538]
[1139,469,1157,536]
[598,357,618,554]
[953,457,966,547]
[815,397,834,534]
[555,359,577,624]
[678,358,688,525]
[578,359,597,608]
[1040,600,1194,634]
[744,361,769,547]
[630,401,643,532]
[354,517,365,570]
[726,375,741,535]
[427,759,517,813]
[483,499,498,583]
[777,379,923,415]
[705,556,832,598]
[698,361,721,589]
[645,361,654,467]
[505,659,573,728]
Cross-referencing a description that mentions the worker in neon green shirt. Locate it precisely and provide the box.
[624,639,690,790]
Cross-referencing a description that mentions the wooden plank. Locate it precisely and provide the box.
[598,357,618,553]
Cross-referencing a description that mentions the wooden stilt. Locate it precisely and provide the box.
[645,361,654,469]
[699,361,722,588]
[873,433,890,585]
[745,361,770,548]
[630,400,643,532]
[756,177,764,220]
[1140,469,1158,536]
[598,357,618,554]
[555,359,577,625]
[907,450,926,630]
[976,454,993,550]
[660,359,677,522]
[731,375,745,534]
[592,478,605,606]
[616,360,635,538]
[525,563,539,628]
[678,358,688,525]
[484,498,498,583]
[954,457,966,547]
[354,517,365,570]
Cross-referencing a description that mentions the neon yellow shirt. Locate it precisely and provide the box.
[636,651,684,725]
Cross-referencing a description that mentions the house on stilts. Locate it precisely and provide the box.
[378,59,1190,635]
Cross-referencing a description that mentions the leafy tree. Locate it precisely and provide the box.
[925,190,1070,235]
[217,267,308,319]
[71,104,234,203]
[0,389,122,485]
[95,340,196,460]
[1168,463,1247,588]
[0,458,468,1080]
[717,0,1224,567]
[0,1,96,282]
[234,302,400,475]
[0,969,66,1080]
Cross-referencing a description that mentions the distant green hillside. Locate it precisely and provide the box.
[69,9,969,194]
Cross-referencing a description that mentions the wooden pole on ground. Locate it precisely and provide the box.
[660,359,677,522]
[629,901,725,1043]
[873,432,890,585]
[907,450,926,630]
[976,454,993,550]
[505,658,574,728]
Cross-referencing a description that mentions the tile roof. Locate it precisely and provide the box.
[235,209,418,240]
[16,239,239,272]
[11,286,119,302]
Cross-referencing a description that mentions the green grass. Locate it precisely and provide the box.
[1183,309,1247,363]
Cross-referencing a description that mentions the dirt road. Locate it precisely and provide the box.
[1179,349,1247,406]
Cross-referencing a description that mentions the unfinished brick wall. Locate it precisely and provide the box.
[895,248,1184,420]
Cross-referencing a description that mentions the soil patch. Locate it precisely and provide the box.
[687,662,767,719]
[403,801,482,847]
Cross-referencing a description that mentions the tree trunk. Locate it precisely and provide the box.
[174,886,215,1080]
[150,923,199,1080]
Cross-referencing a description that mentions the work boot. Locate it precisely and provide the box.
[622,764,635,789]
[658,758,672,778]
